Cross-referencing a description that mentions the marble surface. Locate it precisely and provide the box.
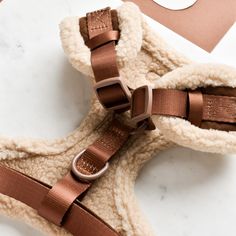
[0,0,236,236]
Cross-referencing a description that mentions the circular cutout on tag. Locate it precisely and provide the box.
[152,0,198,10]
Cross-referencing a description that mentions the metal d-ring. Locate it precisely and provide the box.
[71,149,109,183]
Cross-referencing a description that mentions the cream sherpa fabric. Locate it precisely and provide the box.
[0,2,235,236]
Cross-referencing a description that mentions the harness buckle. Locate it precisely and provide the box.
[131,85,155,130]
[94,77,131,111]
[71,149,109,182]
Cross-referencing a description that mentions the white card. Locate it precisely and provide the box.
[152,0,198,10]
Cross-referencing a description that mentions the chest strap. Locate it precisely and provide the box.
[0,165,117,236]
[80,8,131,111]
[131,86,236,131]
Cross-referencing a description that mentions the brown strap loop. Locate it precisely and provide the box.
[38,173,89,226]
[86,30,120,50]
[188,90,203,127]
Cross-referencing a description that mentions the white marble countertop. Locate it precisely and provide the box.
[0,0,235,236]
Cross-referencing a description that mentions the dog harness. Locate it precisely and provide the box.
[0,5,235,236]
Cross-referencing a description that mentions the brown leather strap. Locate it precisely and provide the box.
[131,86,236,131]
[91,43,119,82]
[202,94,236,123]
[79,10,119,46]
[201,87,236,131]
[0,165,119,236]
[77,119,132,172]
[80,8,131,111]
[87,8,119,81]
[152,89,187,118]
[38,119,132,229]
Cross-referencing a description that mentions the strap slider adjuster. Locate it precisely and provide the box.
[131,85,155,130]
[94,77,131,111]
